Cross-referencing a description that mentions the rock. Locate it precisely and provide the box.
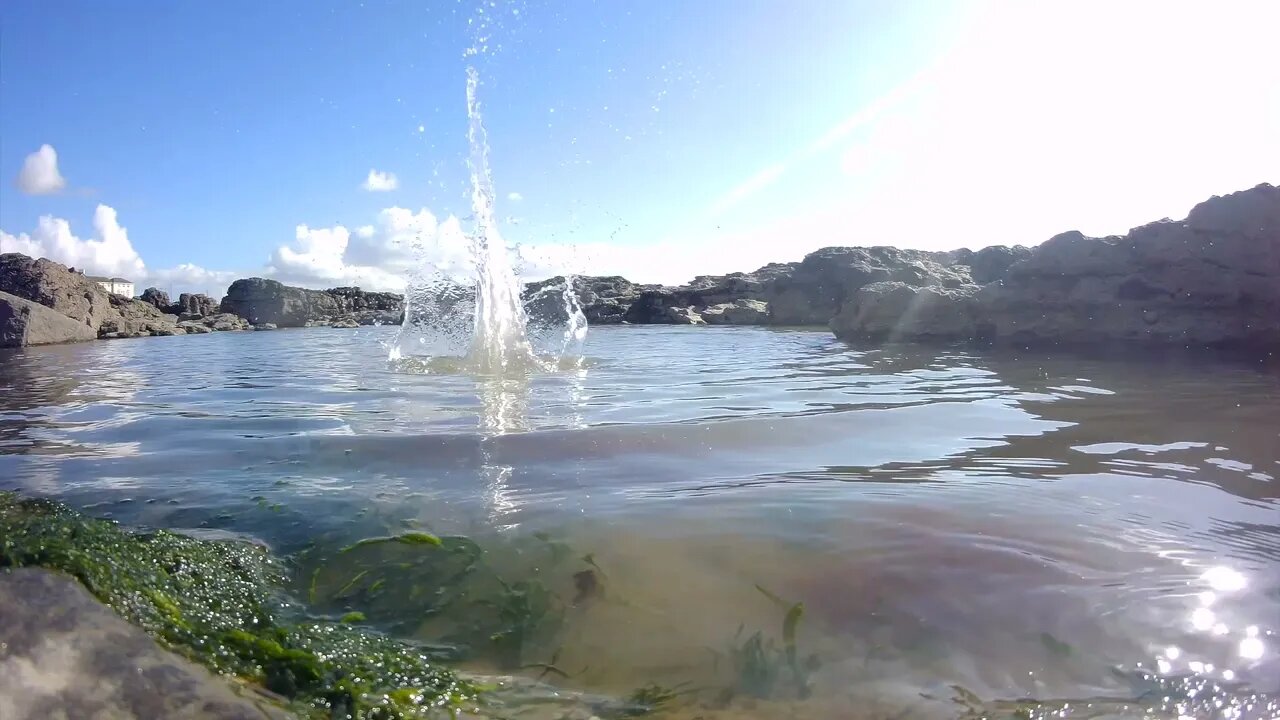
[177,321,212,334]
[0,254,180,341]
[252,323,277,331]
[832,282,980,341]
[973,183,1280,348]
[946,245,1032,284]
[220,278,404,328]
[0,292,99,348]
[0,254,120,331]
[0,568,286,720]
[353,309,401,326]
[175,293,218,318]
[98,295,179,338]
[328,317,360,328]
[139,287,171,311]
[664,306,704,324]
[204,313,250,332]
[826,184,1280,349]
[764,247,970,326]
[702,298,770,325]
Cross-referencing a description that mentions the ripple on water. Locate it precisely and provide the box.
[0,327,1277,715]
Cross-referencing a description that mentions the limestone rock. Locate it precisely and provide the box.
[0,292,99,348]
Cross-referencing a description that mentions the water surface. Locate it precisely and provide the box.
[2,326,1277,718]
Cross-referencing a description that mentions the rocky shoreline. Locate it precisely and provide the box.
[2,183,1276,351]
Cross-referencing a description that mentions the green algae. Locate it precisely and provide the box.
[0,492,479,719]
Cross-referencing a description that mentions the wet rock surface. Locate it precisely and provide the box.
[0,568,286,720]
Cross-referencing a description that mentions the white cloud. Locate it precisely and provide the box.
[0,206,239,296]
[0,205,144,279]
[267,206,471,291]
[361,169,399,192]
[507,192,523,201]
[143,264,240,296]
[14,144,67,195]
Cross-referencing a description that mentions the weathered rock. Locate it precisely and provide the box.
[832,282,980,341]
[204,313,250,332]
[945,245,1032,284]
[0,254,120,331]
[329,317,360,328]
[97,295,179,339]
[829,184,1280,349]
[353,309,401,326]
[139,287,171,311]
[177,321,212,334]
[0,255,180,342]
[702,299,770,325]
[764,247,970,326]
[973,183,1280,348]
[220,278,404,328]
[175,293,218,318]
[664,306,704,324]
[0,568,285,720]
[252,323,277,331]
[0,292,99,348]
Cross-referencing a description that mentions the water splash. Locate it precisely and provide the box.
[464,66,536,374]
[389,66,586,375]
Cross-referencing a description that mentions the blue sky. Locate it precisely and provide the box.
[2,0,1277,294]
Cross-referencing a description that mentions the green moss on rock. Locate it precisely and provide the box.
[0,493,479,719]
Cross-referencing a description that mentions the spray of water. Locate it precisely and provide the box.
[389,66,586,375]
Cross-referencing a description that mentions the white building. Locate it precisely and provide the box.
[87,275,135,297]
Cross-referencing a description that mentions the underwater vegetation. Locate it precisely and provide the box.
[6,491,1267,720]
[0,492,477,719]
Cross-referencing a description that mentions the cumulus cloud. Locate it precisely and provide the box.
[144,264,241,297]
[507,192,523,201]
[0,205,145,279]
[361,169,399,192]
[267,206,475,291]
[0,206,237,295]
[14,144,67,195]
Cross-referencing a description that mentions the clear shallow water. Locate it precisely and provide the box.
[2,326,1279,718]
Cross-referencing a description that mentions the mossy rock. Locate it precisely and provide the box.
[0,493,478,719]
